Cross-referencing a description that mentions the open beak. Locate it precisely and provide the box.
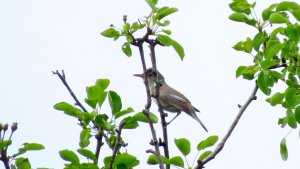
[133,73,144,78]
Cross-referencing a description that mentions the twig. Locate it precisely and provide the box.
[195,83,259,169]
[148,40,170,169]
[95,127,104,163]
[53,70,103,162]
[52,70,88,112]
[0,150,10,169]
[136,37,165,169]
[109,121,126,169]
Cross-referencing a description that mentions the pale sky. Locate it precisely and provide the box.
[1,0,299,168]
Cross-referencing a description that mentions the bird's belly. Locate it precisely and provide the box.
[152,98,180,113]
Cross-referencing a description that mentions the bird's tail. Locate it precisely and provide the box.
[194,115,208,132]
[189,106,208,132]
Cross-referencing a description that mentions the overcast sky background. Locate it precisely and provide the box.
[1,0,299,168]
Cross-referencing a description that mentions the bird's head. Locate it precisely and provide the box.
[134,68,165,86]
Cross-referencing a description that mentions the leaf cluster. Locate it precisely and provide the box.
[229,0,300,161]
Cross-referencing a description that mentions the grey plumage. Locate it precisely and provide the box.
[134,68,208,132]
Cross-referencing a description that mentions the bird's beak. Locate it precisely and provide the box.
[133,73,144,78]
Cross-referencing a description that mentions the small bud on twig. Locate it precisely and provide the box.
[11,122,18,132]
[3,124,8,131]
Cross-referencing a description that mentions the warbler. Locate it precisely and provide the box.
[134,68,208,132]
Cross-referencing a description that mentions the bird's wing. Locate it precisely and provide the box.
[160,85,191,109]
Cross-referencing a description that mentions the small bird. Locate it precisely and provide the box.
[134,68,208,132]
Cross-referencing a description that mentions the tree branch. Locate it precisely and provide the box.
[195,83,259,169]
[109,121,126,169]
[52,70,88,112]
[0,150,9,169]
[136,38,165,169]
[148,40,170,169]
[95,127,104,163]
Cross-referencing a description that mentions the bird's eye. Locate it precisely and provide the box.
[148,73,153,77]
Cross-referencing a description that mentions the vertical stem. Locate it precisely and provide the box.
[95,128,104,163]
[137,43,165,169]
[149,41,170,169]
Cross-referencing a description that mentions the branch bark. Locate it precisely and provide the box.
[135,39,165,169]
[52,70,88,112]
[53,70,103,162]
[195,83,259,169]
[109,121,126,169]
[148,40,170,169]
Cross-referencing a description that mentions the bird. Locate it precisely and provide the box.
[134,68,208,132]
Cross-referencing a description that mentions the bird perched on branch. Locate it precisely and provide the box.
[134,68,208,132]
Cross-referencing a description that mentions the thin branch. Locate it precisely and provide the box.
[0,150,10,169]
[109,121,126,169]
[52,70,88,112]
[148,40,170,169]
[53,70,104,162]
[95,127,104,163]
[195,83,259,169]
[137,38,165,169]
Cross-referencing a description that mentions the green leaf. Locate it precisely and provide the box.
[276,1,300,11]
[103,156,112,167]
[162,29,172,35]
[287,109,297,129]
[280,138,288,161]
[266,92,284,106]
[123,23,130,34]
[232,37,252,53]
[253,31,268,51]
[236,66,247,78]
[169,156,184,167]
[199,150,212,160]
[59,149,80,164]
[295,106,300,123]
[291,10,300,21]
[260,60,278,70]
[278,117,288,128]
[229,13,256,26]
[114,153,139,168]
[146,0,158,10]
[197,135,219,150]
[157,34,173,46]
[0,140,12,151]
[284,87,299,107]
[269,12,289,23]
[15,157,31,169]
[108,90,122,114]
[155,7,178,21]
[115,107,134,119]
[147,154,159,165]
[54,102,83,118]
[80,128,92,148]
[265,43,283,60]
[122,116,139,129]
[257,71,271,95]
[23,143,45,151]
[122,42,132,57]
[77,148,97,163]
[172,40,185,60]
[147,154,169,165]
[229,1,252,15]
[174,138,190,156]
[95,114,113,130]
[96,79,110,91]
[133,112,158,123]
[101,28,120,40]
[262,4,278,21]
[85,80,108,108]
[157,20,170,26]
